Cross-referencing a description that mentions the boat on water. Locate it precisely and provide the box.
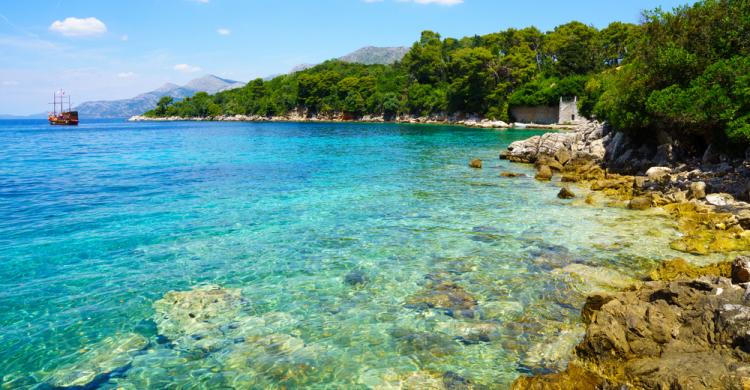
[48,89,78,126]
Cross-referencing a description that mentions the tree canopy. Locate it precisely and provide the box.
[147,0,750,146]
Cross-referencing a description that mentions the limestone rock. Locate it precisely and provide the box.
[501,122,606,163]
[706,193,735,206]
[554,149,571,166]
[732,256,750,283]
[572,277,750,389]
[501,171,526,178]
[645,166,672,182]
[628,196,652,210]
[535,165,552,181]
[469,159,482,169]
[503,136,541,163]
[689,181,707,199]
[648,258,732,281]
[557,187,575,199]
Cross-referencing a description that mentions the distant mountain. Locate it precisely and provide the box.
[288,46,409,73]
[75,75,245,118]
[289,64,316,73]
[338,46,409,65]
[0,113,46,119]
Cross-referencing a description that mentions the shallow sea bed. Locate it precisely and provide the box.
[0,120,734,388]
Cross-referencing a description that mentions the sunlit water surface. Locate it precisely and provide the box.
[0,120,732,388]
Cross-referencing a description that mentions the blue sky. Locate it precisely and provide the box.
[1,0,694,115]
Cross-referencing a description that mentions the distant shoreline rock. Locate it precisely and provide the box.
[128,114,580,131]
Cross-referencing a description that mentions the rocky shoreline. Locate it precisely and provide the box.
[127,114,579,131]
[500,121,750,388]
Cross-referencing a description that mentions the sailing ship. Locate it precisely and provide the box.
[48,89,79,126]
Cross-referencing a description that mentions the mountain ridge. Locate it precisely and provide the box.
[74,75,244,118]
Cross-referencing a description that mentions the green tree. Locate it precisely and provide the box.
[545,21,600,76]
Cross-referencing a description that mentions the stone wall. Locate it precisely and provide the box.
[509,105,559,124]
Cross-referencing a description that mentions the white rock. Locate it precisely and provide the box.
[706,193,735,207]
[646,166,672,181]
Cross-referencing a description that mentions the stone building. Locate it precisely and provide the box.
[509,96,585,125]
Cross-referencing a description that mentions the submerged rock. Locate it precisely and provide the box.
[405,278,478,317]
[153,285,245,341]
[511,363,609,390]
[344,270,368,286]
[648,258,731,281]
[555,263,638,292]
[46,333,148,388]
[500,171,526,178]
[469,159,483,169]
[389,328,458,357]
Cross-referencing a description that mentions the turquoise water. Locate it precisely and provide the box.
[0,120,730,388]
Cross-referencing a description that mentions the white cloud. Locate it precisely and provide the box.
[1,80,19,86]
[117,72,135,79]
[49,17,107,37]
[217,28,231,36]
[363,0,384,2]
[120,34,129,41]
[191,0,209,3]
[174,63,202,73]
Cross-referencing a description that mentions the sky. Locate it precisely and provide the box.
[0,0,695,115]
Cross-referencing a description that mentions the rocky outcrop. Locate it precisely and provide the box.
[514,258,750,389]
[469,159,483,169]
[501,121,607,164]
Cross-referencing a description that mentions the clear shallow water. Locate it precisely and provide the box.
[0,120,732,388]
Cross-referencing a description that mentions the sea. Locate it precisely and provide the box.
[0,119,730,388]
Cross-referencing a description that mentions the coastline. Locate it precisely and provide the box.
[127,114,580,131]
[500,121,750,388]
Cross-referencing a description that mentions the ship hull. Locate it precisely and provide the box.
[48,111,79,126]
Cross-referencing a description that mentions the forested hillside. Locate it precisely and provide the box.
[147,0,750,145]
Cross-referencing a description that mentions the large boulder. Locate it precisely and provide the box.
[574,277,750,389]
[501,122,607,164]
[517,275,750,389]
